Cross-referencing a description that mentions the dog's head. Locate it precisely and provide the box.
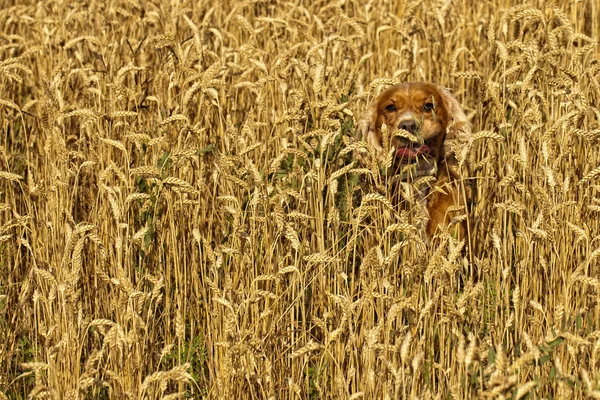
[358,82,470,179]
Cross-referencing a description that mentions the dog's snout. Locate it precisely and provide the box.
[398,120,418,133]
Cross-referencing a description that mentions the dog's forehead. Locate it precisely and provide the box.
[379,82,442,105]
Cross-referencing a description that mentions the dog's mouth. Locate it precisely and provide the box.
[395,144,430,162]
[392,144,437,179]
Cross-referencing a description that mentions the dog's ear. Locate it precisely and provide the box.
[357,98,384,153]
[437,86,472,179]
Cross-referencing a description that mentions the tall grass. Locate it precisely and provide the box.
[1,0,599,398]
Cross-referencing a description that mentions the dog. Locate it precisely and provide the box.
[358,82,472,238]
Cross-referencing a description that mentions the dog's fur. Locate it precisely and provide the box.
[358,82,471,237]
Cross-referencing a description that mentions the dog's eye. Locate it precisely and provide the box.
[384,104,396,112]
[423,102,434,112]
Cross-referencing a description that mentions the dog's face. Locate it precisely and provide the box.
[358,82,470,179]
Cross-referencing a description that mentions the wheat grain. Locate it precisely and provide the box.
[2,0,600,398]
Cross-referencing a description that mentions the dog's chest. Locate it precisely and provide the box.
[395,180,433,233]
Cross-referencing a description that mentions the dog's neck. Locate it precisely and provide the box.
[389,160,441,235]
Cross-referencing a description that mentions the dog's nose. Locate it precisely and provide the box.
[398,121,418,133]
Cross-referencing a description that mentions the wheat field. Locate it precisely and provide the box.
[1,0,599,398]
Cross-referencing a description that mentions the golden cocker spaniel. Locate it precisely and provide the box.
[358,82,471,237]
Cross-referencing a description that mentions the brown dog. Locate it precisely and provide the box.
[358,82,471,237]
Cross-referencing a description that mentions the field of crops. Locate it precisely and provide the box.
[1,0,599,398]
